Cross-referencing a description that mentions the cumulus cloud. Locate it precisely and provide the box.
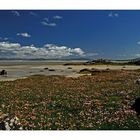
[41,21,56,27]
[11,11,20,16]
[0,42,85,59]
[44,44,84,58]
[108,12,119,18]
[0,42,20,49]
[53,15,63,19]
[17,33,31,38]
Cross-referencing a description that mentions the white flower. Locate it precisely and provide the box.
[5,122,11,130]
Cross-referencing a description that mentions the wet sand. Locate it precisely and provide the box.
[0,60,140,81]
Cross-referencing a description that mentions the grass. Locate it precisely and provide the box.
[0,70,140,130]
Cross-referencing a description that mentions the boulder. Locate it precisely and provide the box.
[0,70,7,76]
[0,122,6,130]
[131,97,140,116]
[44,67,48,70]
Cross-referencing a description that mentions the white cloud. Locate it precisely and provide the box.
[114,13,119,17]
[53,15,63,19]
[0,42,85,59]
[41,17,57,27]
[44,18,49,22]
[108,12,119,18]
[137,41,140,45]
[12,11,20,16]
[134,54,140,58]
[0,42,20,49]
[108,12,113,17]
[17,33,31,38]
[29,11,37,16]
[4,37,8,40]
[72,48,85,56]
[0,37,8,41]
[41,21,56,27]
[43,44,85,58]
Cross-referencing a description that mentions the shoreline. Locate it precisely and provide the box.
[0,60,140,81]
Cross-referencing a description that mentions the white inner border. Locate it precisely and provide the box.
[1,131,140,140]
[0,0,140,9]
[0,0,140,139]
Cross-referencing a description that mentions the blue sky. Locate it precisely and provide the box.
[0,10,140,59]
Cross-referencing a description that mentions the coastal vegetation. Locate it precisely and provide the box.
[0,69,140,130]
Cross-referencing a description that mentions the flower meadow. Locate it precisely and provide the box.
[0,70,140,130]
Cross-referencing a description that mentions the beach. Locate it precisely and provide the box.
[0,60,140,81]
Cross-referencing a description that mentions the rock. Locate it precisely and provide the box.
[48,69,55,71]
[135,79,140,84]
[67,67,72,69]
[131,97,140,117]
[0,122,6,130]
[44,67,48,70]
[5,122,10,130]
[106,68,110,71]
[0,70,7,76]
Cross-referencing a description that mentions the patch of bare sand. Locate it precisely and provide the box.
[0,64,140,81]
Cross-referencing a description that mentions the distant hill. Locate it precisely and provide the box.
[128,58,140,65]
